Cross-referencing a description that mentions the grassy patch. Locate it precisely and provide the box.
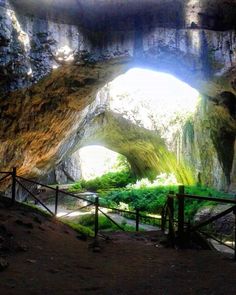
[61,218,94,237]
[67,213,136,232]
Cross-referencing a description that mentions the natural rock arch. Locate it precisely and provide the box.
[0,0,236,190]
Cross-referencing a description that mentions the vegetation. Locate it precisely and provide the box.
[69,170,234,225]
[65,214,136,232]
[99,185,234,221]
[70,170,136,192]
[61,218,94,237]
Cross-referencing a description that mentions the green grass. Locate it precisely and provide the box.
[60,219,94,237]
[21,202,53,217]
[21,200,95,238]
[68,213,136,232]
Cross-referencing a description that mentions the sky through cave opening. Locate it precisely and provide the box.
[75,67,200,184]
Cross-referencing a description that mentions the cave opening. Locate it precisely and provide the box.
[78,145,129,180]
[60,67,200,187]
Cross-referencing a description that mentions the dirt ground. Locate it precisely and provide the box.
[0,199,236,295]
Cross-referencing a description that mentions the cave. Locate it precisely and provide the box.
[0,0,236,191]
[0,0,236,293]
[51,145,128,184]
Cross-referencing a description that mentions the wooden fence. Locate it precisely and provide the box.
[1,168,236,259]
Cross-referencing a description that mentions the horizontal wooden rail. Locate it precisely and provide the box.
[139,214,162,221]
[99,205,136,215]
[58,189,95,204]
[58,203,94,218]
[17,176,94,204]
[98,208,125,231]
[199,230,235,251]
[0,173,11,182]
[190,206,236,232]
[0,171,12,174]
[16,179,54,216]
[176,193,236,205]
[99,205,162,221]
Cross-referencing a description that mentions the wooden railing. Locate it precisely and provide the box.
[0,168,161,238]
[163,186,236,259]
[1,168,236,259]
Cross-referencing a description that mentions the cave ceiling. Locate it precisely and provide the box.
[0,0,235,190]
[9,0,236,30]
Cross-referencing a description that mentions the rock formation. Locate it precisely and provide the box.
[0,0,235,190]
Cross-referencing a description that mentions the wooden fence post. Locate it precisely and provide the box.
[167,195,174,246]
[178,185,185,247]
[161,207,166,232]
[55,186,59,216]
[94,196,99,238]
[136,209,140,232]
[233,206,236,261]
[11,167,17,205]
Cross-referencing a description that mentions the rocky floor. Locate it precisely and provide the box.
[0,198,236,295]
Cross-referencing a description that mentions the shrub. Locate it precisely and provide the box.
[72,213,135,231]
[126,173,178,189]
[70,170,136,192]
[99,185,234,221]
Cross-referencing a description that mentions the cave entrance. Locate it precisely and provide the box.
[78,145,129,180]
[75,67,200,184]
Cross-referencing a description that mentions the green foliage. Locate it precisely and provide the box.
[69,170,234,224]
[99,185,234,221]
[70,182,84,193]
[112,154,131,171]
[100,185,176,213]
[71,214,135,231]
[61,219,94,237]
[127,173,178,189]
[70,170,136,192]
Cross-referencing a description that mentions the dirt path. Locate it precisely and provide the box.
[106,212,159,231]
[1,199,236,295]
[39,204,159,231]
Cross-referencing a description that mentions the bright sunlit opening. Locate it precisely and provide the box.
[109,68,199,116]
[55,45,75,62]
[77,69,200,180]
[79,146,124,180]
[106,68,200,149]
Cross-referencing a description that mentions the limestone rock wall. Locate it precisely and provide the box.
[0,0,88,94]
[0,0,235,190]
[51,152,82,184]
[181,96,236,190]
